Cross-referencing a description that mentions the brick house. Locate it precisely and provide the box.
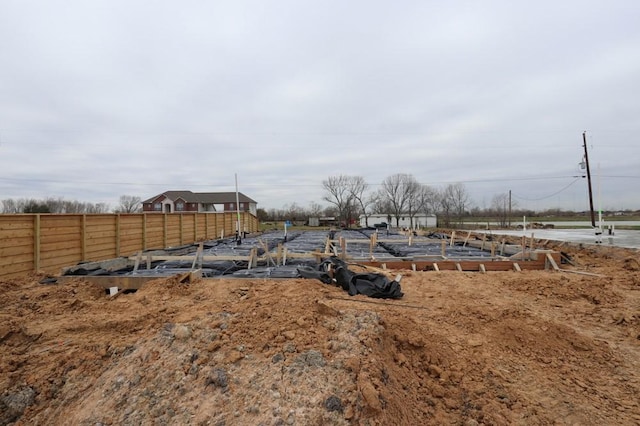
[142,191,257,215]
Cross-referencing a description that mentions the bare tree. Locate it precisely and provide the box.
[438,183,471,228]
[379,173,420,227]
[418,185,439,216]
[87,203,110,213]
[283,202,304,223]
[308,201,324,218]
[347,176,374,227]
[322,175,356,228]
[116,195,142,213]
[1,199,19,213]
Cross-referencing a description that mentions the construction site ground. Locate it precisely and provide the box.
[1,235,640,425]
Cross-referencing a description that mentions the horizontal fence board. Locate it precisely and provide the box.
[86,249,119,261]
[40,246,82,261]
[0,260,35,276]
[0,244,34,257]
[0,229,35,239]
[0,217,34,229]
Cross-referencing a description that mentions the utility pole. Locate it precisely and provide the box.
[582,131,596,227]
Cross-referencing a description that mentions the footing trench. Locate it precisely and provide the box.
[57,229,564,293]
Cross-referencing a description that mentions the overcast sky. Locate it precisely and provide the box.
[1,0,639,213]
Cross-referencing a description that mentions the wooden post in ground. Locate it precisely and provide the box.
[205,213,209,240]
[193,213,197,242]
[248,248,257,269]
[481,233,486,250]
[441,239,446,257]
[34,214,41,272]
[463,231,471,247]
[179,214,184,245]
[545,252,560,271]
[163,214,168,248]
[530,233,535,257]
[81,214,87,261]
[143,213,148,251]
[115,214,121,257]
[450,231,456,247]
[369,233,376,257]
[521,236,526,261]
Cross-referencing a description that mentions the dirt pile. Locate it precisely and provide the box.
[1,244,640,425]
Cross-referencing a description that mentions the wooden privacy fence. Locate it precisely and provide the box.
[0,212,258,278]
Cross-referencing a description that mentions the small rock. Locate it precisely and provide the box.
[206,368,228,391]
[225,350,244,363]
[343,357,360,373]
[428,364,443,378]
[316,301,339,317]
[173,325,191,340]
[324,395,343,412]
[360,381,382,411]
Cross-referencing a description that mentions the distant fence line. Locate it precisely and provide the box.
[0,212,258,278]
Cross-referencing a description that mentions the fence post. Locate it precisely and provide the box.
[179,214,184,245]
[81,214,87,261]
[34,214,41,271]
[143,213,147,250]
[163,214,168,248]
[116,214,121,257]
[193,213,197,242]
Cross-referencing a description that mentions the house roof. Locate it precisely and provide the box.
[142,191,257,204]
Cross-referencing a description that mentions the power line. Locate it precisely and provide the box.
[511,178,581,201]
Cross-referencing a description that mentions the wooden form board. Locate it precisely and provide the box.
[66,252,554,293]
[0,212,259,278]
[125,250,552,273]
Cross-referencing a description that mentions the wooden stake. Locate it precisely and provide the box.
[545,252,559,271]
[463,231,471,247]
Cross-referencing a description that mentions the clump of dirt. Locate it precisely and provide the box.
[623,257,640,271]
[1,244,640,425]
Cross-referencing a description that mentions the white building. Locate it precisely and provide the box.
[359,213,437,229]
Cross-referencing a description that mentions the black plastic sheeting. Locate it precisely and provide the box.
[298,257,403,299]
[63,228,492,279]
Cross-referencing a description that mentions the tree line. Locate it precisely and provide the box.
[259,174,479,228]
[320,173,471,228]
[1,195,142,214]
[260,173,614,228]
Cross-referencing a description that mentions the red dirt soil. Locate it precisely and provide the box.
[1,243,639,425]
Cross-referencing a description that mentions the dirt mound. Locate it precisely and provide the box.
[1,245,640,425]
